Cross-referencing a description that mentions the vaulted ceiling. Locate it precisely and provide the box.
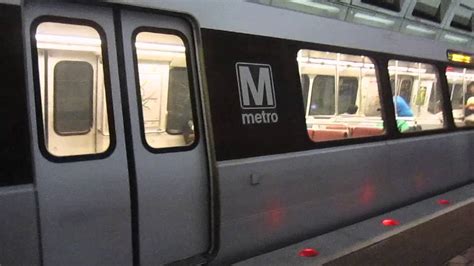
[250,0,474,50]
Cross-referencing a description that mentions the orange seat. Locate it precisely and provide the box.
[351,127,383,138]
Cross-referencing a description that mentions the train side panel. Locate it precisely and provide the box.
[201,28,473,264]
[0,186,40,265]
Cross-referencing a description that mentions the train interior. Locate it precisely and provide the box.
[388,60,444,131]
[134,32,195,149]
[35,22,194,156]
[445,67,474,126]
[36,22,109,156]
[298,50,474,142]
[298,49,384,142]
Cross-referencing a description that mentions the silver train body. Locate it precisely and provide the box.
[0,0,472,265]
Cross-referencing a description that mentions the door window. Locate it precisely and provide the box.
[133,31,197,149]
[34,21,112,157]
[54,61,93,135]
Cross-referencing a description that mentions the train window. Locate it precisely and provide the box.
[307,76,358,116]
[388,60,444,133]
[54,61,93,135]
[134,31,196,149]
[309,75,335,115]
[338,77,359,115]
[34,22,111,157]
[298,49,385,142]
[445,67,474,127]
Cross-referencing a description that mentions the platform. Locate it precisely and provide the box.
[237,183,474,266]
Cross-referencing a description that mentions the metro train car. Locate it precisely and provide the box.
[0,0,473,265]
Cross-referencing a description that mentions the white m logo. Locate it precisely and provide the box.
[236,63,276,109]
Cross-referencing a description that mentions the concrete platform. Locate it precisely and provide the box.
[446,246,474,266]
[236,183,474,266]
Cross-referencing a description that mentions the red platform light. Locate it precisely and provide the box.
[437,199,450,205]
[298,248,319,257]
[382,219,400,226]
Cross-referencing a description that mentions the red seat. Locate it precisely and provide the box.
[310,129,348,142]
[351,127,383,138]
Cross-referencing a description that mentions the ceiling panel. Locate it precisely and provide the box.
[250,0,473,49]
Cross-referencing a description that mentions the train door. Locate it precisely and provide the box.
[23,2,133,265]
[119,10,210,265]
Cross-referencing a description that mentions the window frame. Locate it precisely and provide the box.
[131,26,200,154]
[30,16,117,162]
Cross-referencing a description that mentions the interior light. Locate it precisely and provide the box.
[448,52,472,64]
[289,0,340,13]
[437,199,450,205]
[354,13,395,26]
[297,56,309,63]
[445,71,465,77]
[406,24,436,35]
[309,58,337,65]
[388,66,408,72]
[36,34,186,53]
[407,67,426,73]
[298,248,319,257]
[388,66,427,73]
[444,34,470,44]
[382,219,400,226]
[303,57,374,68]
[35,34,101,46]
[135,42,185,53]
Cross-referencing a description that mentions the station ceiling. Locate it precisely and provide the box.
[250,0,474,51]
